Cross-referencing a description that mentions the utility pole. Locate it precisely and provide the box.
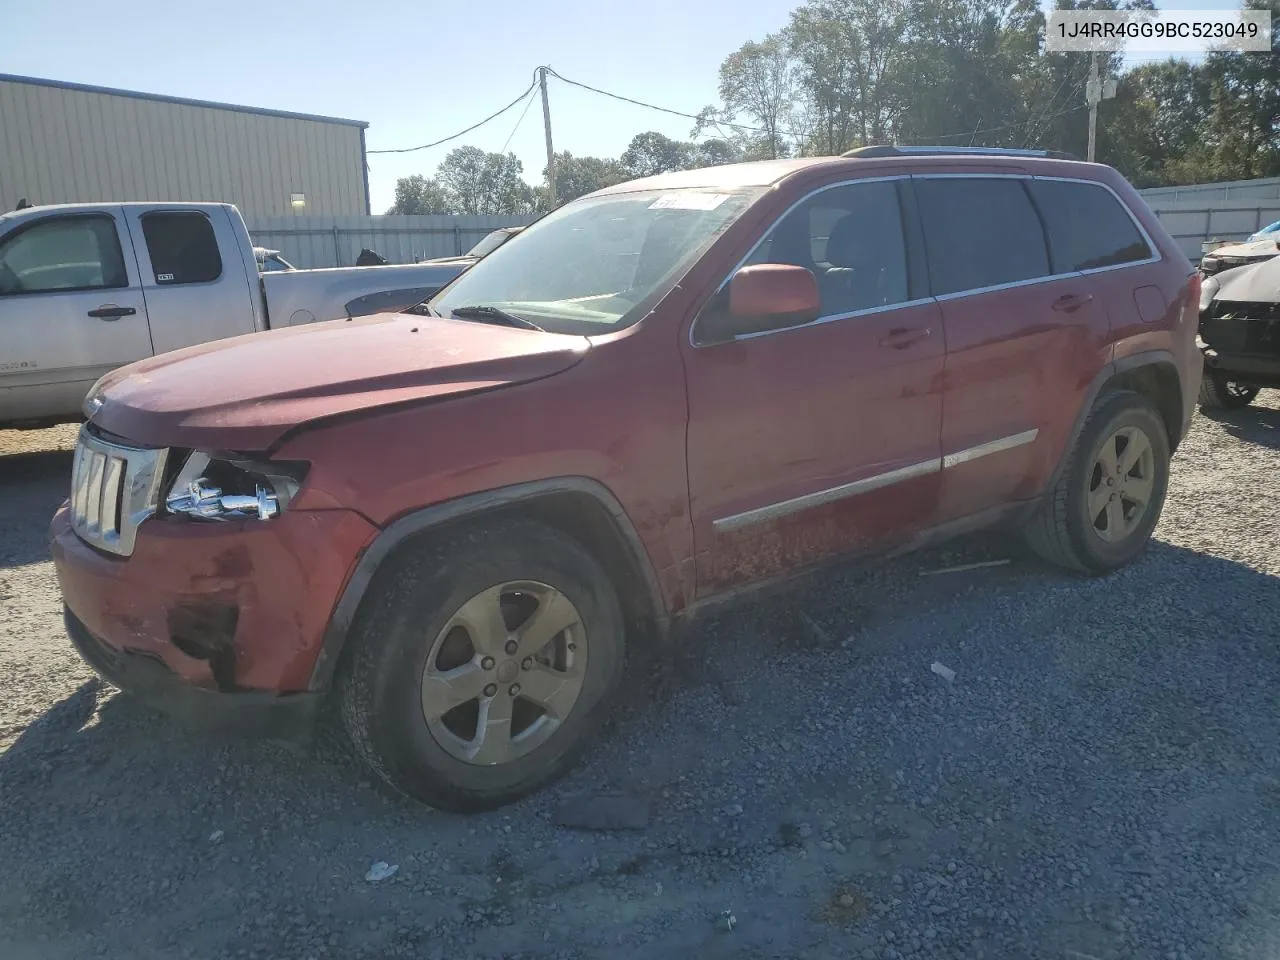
[538,66,557,208]
[1085,52,1117,163]
[1086,53,1099,163]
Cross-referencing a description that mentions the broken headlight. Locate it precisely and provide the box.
[163,452,308,522]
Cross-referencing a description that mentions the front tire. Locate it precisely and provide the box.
[338,519,625,812]
[1198,372,1259,410]
[1023,390,1170,575]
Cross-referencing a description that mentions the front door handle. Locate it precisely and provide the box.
[879,326,932,349]
[1051,293,1094,313]
[87,304,137,320]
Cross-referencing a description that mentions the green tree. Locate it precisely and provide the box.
[386,174,453,215]
[787,0,914,153]
[621,132,696,178]
[543,151,628,204]
[711,34,797,158]
[436,146,538,215]
[894,0,1046,149]
[1198,0,1280,180]
[695,138,745,166]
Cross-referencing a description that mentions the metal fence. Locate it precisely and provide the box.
[1139,176,1280,205]
[244,214,536,268]
[1139,195,1280,260]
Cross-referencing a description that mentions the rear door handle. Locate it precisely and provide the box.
[87,304,137,320]
[879,326,932,349]
[1051,293,1094,313]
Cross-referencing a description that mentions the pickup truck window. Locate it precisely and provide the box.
[140,211,223,285]
[0,214,128,296]
[430,187,765,335]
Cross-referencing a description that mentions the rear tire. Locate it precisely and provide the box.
[338,518,625,812]
[1198,372,1259,410]
[1023,390,1170,575]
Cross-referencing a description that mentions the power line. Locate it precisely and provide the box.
[500,87,538,155]
[366,75,538,155]
[544,67,764,134]
[547,65,1083,150]
[903,104,1088,145]
[1023,60,1093,145]
[366,63,1088,163]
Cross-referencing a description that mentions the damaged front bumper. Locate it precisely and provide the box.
[1199,301,1280,388]
[64,606,320,738]
[50,503,377,736]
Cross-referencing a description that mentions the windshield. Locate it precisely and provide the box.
[431,187,764,335]
[1250,220,1280,239]
[465,228,519,259]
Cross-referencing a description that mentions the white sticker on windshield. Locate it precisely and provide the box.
[648,193,730,211]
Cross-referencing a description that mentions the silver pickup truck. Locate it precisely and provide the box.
[0,201,469,428]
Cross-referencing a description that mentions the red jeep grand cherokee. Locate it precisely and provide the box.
[51,147,1202,811]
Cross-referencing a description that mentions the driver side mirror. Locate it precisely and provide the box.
[695,264,821,345]
[730,263,821,322]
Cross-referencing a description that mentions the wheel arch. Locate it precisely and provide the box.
[1046,350,1184,492]
[309,477,667,693]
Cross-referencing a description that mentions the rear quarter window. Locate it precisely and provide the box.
[1028,179,1152,273]
[140,211,223,285]
[914,178,1050,296]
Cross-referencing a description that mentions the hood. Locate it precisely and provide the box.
[1212,253,1280,304]
[89,312,590,451]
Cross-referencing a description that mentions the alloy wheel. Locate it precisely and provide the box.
[420,580,586,765]
[1087,425,1156,543]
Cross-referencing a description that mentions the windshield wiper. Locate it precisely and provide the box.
[448,305,544,332]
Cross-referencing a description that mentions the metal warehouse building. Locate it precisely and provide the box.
[0,74,370,217]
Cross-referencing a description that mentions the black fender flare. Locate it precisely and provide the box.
[1045,349,1182,492]
[308,476,665,692]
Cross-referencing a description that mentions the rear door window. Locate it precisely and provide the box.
[1028,179,1152,273]
[140,211,222,285]
[0,215,127,295]
[914,178,1049,296]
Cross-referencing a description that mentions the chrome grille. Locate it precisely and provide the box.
[68,427,168,557]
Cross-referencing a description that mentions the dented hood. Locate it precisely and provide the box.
[1213,253,1280,304]
[1207,237,1280,260]
[89,312,590,451]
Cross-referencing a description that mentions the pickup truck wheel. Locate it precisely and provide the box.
[338,519,625,812]
[1023,390,1170,575]
[1198,373,1259,410]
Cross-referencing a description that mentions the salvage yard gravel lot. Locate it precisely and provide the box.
[2,399,1279,960]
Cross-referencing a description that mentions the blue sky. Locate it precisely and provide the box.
[0,0,1242,212]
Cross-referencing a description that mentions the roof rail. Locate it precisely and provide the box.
[842,145,1082,162]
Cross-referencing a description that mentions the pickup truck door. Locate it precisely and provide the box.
[0,208,152,425]
[122,206,258,354]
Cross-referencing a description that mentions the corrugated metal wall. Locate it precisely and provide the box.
[245,215,537,268]
[1140,197,1280,259]
[0,75,368,217]
[1137,180,1280,259]
[1139,177,1280,204]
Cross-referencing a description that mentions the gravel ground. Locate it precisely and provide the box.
[2,399,1279,960]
